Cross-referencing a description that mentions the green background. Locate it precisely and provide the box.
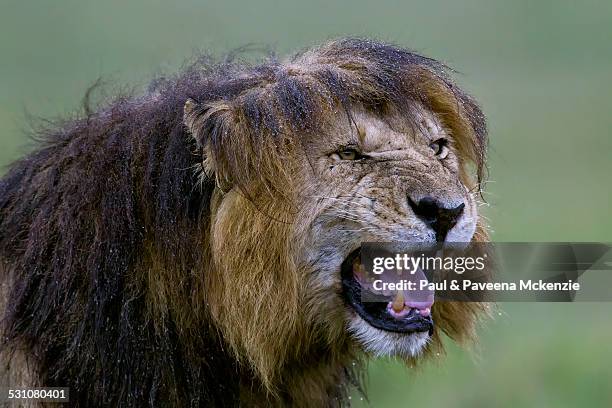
[1,1,611,406]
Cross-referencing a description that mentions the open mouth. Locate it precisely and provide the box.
[340,248,434,335]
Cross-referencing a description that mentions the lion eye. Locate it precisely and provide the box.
[430,138,449,159]
[336,148,362,161]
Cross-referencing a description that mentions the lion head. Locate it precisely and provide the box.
[183,38,488,397]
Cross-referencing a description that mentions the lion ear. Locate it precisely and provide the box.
[182,98,238,187]
[183,98,234,144]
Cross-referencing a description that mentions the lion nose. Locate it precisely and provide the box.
[408,196,465,242]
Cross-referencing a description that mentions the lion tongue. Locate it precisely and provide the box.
[389,267,434,317]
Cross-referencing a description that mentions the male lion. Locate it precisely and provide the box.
[0,38,488,407]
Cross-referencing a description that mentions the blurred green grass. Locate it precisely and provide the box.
[1,1,611,406]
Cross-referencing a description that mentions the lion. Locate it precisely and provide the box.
[0,38,488,407]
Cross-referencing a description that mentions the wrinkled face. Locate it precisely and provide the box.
[296,105,479,357]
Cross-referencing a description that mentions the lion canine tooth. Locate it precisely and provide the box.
[391,290,405,312]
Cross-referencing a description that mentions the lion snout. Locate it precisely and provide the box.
[408,196,466,242]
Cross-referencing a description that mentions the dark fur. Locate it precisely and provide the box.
[0,38,486,407]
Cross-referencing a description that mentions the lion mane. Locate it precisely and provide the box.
[0,38,487,407]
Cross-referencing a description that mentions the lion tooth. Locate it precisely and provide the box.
[391,290,405,312]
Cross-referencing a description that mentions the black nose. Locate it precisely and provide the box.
[408,196,465,242]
